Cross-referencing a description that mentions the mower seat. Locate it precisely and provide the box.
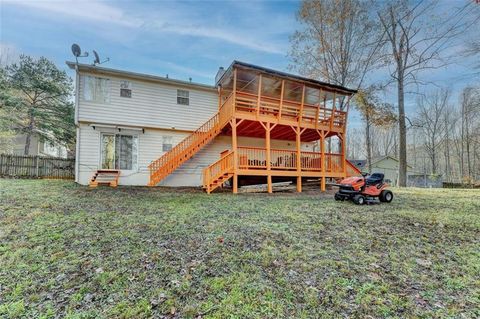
[365,173,384,185]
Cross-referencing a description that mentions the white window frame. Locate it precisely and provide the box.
[99,132,139,171]
[120,80,132,98]
[83,75,110,103]
[177,89,189,105]
[162,136,173,152]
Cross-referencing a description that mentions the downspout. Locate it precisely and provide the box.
[74,65,80,183]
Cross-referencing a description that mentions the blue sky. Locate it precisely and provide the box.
[1,0,479,128]
[0,0,299,83]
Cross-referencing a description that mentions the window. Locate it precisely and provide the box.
[84,76,110,103]
[120,80,132,98]
[101,134,138,170]
[177,89,189,105]
[162,136,173,152]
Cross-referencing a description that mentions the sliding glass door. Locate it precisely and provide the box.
[101,133,138,170]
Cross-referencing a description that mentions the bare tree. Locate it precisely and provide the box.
[460,87,480,182]
[376,0,476,186]
[355,88,396,173]
[290,0,384,106]
[415,89,449,174]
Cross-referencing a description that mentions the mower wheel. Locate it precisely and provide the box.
[334,193,344,201]
[379,190,393,203]
[353,194,366,205]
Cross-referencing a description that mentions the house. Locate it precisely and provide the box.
[355,156,416,186]
[67,60,360,193]
[13,133,68,158]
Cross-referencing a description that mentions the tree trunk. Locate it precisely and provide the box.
[24,109,35,156]
[24,132,32,155]
[365,116,372,174]
[397,77,407,186]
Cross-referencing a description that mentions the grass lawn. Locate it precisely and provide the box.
[0,179,479,318]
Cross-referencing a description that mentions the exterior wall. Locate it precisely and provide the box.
[368,157,414,186]
[77,72,218,131]
[12,134,67,158]
[77,123,314,186]
[13,135,38,155]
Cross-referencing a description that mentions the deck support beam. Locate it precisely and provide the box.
[278,80,285,119]
[266,122,272,193]
[292,126,304,192]
[257,74,262,117]
[259,121,276,194]
[319,130,326,191]
[341,132,347,178]
[232,68,238,194]
[232,118,238,194]
[299,85,305,125]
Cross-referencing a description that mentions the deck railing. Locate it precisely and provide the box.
[237,147,343,173]
[203,150,234,189]
[234,90,346,129]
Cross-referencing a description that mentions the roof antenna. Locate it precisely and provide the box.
[92,50,110,66]
[71,43,88,64]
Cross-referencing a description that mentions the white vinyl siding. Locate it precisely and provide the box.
[78,73,217,131]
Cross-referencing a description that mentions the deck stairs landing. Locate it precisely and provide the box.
[89,170,120,187]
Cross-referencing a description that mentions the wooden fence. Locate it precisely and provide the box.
[0,154,75,179]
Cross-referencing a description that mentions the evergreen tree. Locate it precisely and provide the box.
[1,55,75,155]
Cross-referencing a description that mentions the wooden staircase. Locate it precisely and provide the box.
[148,95,234,186]
[89,170,120,188]
[203,151,234,193]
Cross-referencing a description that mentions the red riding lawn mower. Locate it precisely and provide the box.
[334,173,393,205]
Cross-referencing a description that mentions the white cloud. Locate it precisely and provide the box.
[2,0,142,27]
[3,0,287,54]
[157,23,284,55]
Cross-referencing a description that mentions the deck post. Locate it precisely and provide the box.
[232,118,238,194]
[257,74,262,117]
[218,85,222,111]
[278,80,285,119]
[296,126,302,193]
[320,130,326,191]
[315,89,321,130]
[299,85,305,125]
[266,122,272,193]
[341,132,347,177]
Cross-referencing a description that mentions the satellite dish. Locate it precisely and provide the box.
[92,49,110,66]
[93,50,100,65]
[71,43,88,64]
[71,44,81,57]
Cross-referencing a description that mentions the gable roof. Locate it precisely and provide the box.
[370,156,414,169]
[348,159,367,170]
[66,61,216,92]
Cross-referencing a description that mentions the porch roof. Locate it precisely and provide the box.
[217,60,358,95]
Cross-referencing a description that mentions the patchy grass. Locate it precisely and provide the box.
[0,179,479,318]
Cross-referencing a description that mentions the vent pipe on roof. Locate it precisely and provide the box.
[215,66,225,85]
